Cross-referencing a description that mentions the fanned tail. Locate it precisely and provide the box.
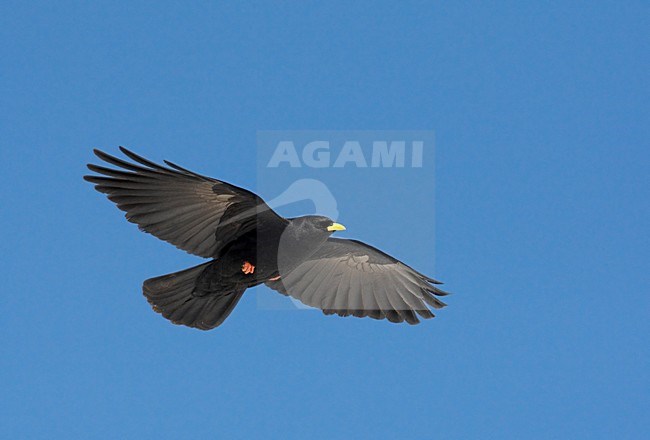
[143,262,246,330]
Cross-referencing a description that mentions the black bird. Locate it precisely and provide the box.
[84,148,448,330]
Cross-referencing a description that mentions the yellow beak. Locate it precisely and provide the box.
[327,222,346,232]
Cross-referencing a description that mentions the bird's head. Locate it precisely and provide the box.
[291,215,346,236]
[315,216,346,234]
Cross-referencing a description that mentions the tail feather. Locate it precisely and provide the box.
[143,262,246,330]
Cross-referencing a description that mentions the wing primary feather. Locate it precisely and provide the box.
[163,159,217,181]
[378,274,417,324]
[421,289,447,309]
[391,274,430,319]
[119,146,191,176]
[93,149,165,175]
[86,164,156,181]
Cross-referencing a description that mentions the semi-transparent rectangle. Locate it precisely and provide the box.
[255,130,436,311]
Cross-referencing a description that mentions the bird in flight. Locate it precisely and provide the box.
[84,147,448,330]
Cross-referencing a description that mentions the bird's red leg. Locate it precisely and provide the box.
[242,261,255,274]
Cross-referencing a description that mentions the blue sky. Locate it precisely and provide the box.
[1,1,648,438]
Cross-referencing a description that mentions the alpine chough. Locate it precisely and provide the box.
[84,148,448,330]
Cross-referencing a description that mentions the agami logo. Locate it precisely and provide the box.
[266,140,425,168]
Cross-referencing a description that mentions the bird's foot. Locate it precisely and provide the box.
[242,261,255,274]
[268,275,281,281]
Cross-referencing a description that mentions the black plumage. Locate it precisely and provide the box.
[84,148,448,330]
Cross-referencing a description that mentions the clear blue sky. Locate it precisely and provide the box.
[1,1,648,438]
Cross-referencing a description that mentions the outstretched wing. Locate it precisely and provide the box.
[84,147,287,258]
[265,238,448,324]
